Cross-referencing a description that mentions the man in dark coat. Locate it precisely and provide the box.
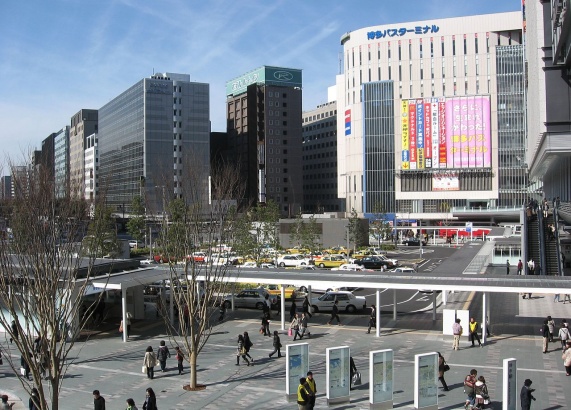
[520,379,535,410]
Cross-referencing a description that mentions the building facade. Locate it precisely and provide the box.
[54,126,70,198]
[97,73,210,214]
[226,66,303,217]
[69,109,98,198]
[84,133,98,202]
[302,99,344,213]
[336,12,525,218]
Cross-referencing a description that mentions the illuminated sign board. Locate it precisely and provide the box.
[226,66,302,96]
[367,25,439,39]
[345,109,351,136]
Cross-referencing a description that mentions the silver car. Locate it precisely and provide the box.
[223,288,278,310]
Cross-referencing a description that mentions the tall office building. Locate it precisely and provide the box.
[69,109,98,198]
[97,73,210,214]
[336,12,525,218]
[84,133,98,202]
[54,126,70,198]
[302,93,343,213]
[0,176,11,200]
[226,66,303,216]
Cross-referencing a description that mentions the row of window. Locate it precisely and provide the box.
[303,183,338,189]
[302,141,337,150]
[303,172,337,179]
[302,110,337,123]
[303,120,336,131]
[303,131,336,142]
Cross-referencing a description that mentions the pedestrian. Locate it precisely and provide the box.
[261,306,271,336]
[296,377,310,410]
[29,388,41,410]
[0,395,14,410]
[289,299,297,322]
[302,296,312,318]
[437,352,449,391]
[474,376,490,409]
[541,319,550,353]
[218,302,226,322]
[304,371,316,409]
[93,390,105,410]
[143,346,157,379]
[564,294,571,304]
[519,379,536,410]
[174,346,184,375]
[527,258,535,275]
[156,340,170,372]
[125,398,138,410]
[517,259,523,275]
[506,259,510,275]
[142,388,157,410]
[542,198,549,218]
[463,369,478,410]
[485,316,492,337]
[20,353,31,381]
[268,330,282,358]
[290,313,303,341]
[554,293,561,302]
[469,317,483,347]
[563,341,571,375]
[349,356,358,390]
[559,321,570,350]
[9,320,18,344]
[452,318,463,350]
[556,196,561,209]
[367,304,376,334]
[299,312,310,339]
[243,331,254,362]
[327,300,341,325]
[547,316,556,342]
[236,334,251,366]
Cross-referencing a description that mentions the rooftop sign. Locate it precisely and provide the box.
[367,24,439,40]
[226,66,302,96]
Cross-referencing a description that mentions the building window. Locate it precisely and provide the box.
[453,39,456,56]
[283,111,287,117]
[398,44,402,60]
[283,121,287,126]
[464,38,467,54]
[475,37,478,53]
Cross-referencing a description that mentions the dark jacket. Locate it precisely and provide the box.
[93,396,106,410]
[142,396,157,410]
[244,335,253,351]
[273,334,282,348]
[520,385,535,409]
[333,303,339,315]
[157,346,170,361]
[541,324,550,338]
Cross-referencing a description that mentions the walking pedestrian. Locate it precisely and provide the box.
[0,395,14,410]
[469,317,483,347]
[261,307,271,336]
[296,377,310,410]
[243,331,254,362]
[174,346,184,375]
[142,388,157,410]
[555,293,561,302]
[547,316,556,342]
[29,388,41,410]
[563,341,571,376]
[463,369,478,410]
[559,321,570,350]
[506,259,510,275]
[327,300,341,325]
[125,398,138,410]
[302,296,312,319]
[304,371,316,409]
[541,319,550,353]
[437,352,449,391]
[527,258,535,275]
[519,379,536,410]
[452,318,463,350]
[218,303,226,322]
[290,313,303,341]
[143,346,157,379]
[9,320,18,344]
[564,294,571,304]
[349,356,358,390]
[299,312,310,339]
[20,353,31,381]
[156,340,170,372]
[93,390,106,410]
[289,299,297,322]
[517,259,523,275]
[268,330,282,358]
[474,376,490,409]
[236,334,251,366]
[366,304,376,334]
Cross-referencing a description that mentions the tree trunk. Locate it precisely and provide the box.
[50,378,59,410]
[189,350,197,388]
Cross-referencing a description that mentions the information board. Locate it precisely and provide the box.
[502,358,517,410]
[286,343,309,397]
[370,349,394,405]
[326,346,350,405]
[414,352,438,409]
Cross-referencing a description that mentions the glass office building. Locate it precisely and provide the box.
[98,73,210,214]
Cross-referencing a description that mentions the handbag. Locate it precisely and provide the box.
[288,328,293,336]
[119,324,123,333]
[142,365,147,374]
[443,362,450,372]
[352,372,361,385]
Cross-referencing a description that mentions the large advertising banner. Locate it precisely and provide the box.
[409,101,417,169]
[370,349,394,406]
[286,343,309,398]
[432,172,459,191]
[326,346,350,405]
[401,95,491,172]
[401,101,410,170]
[414,352,438,409]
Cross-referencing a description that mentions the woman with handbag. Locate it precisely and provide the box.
[236,334,251,366]
[474,376,490,408]
[437,352,450,391]
[142,388,157,410]
[143,346,157,379]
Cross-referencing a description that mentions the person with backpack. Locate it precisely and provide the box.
[559,321,570,350]
[243,331,254,362]
[463,369,478,410]
[174,346,184,375]
[156,340,171,372]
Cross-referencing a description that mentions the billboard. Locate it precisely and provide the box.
[432,172,459,191]
[401,96,491,170]
[226,66,302,96]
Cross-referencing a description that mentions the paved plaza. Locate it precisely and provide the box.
[1,287,570,409]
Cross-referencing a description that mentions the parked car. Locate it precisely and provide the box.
[331,263,369,271]
[265,284,297,300]
[401,237,427,246]
[377,254,399,267]
[277,254,310,267]
[223,288,278,310]
[314,255,346,268]
[355,256,393,270]
[310,291,366,314]
[129,240,144,249]
[391,267,417,273]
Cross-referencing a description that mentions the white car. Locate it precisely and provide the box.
[277,254,310,267]
[241,261,258,268]
[310,291,366,314]
[391,267,416,273]
[331,263,368,271]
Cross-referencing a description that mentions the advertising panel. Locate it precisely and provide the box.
[400,95,491,171]
[414,352,438,409]
[432,172,459,191]
[370,349,394,405]
[345,109,351,136]
[286,343,309,397]
[326,346,350,403]
[401,101,409,170]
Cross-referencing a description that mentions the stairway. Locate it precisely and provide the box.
[526,215,540,274]
[542,212,560,275]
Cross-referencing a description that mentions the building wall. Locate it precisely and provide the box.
[337,12,523,215]
[84,133,98,202]
[54,126,70,198]
[69,109,98,198]
[302,100,342,213]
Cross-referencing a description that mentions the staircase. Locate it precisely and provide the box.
[541,212,560,275]
[526,213,540,274]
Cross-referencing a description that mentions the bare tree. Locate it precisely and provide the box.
[0,162,109,409]
[157,157,245,390]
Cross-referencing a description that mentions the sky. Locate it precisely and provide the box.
[0,0,521,171]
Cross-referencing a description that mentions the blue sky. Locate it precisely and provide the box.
[0,0,521,170]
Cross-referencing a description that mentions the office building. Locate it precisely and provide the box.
[336,12,525,218]
[226,66,303,216]
[0,176,11,200]
[69,109,98,198]
[54,126,70,198]
[97,73,210,214]
[84,133,98,202]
